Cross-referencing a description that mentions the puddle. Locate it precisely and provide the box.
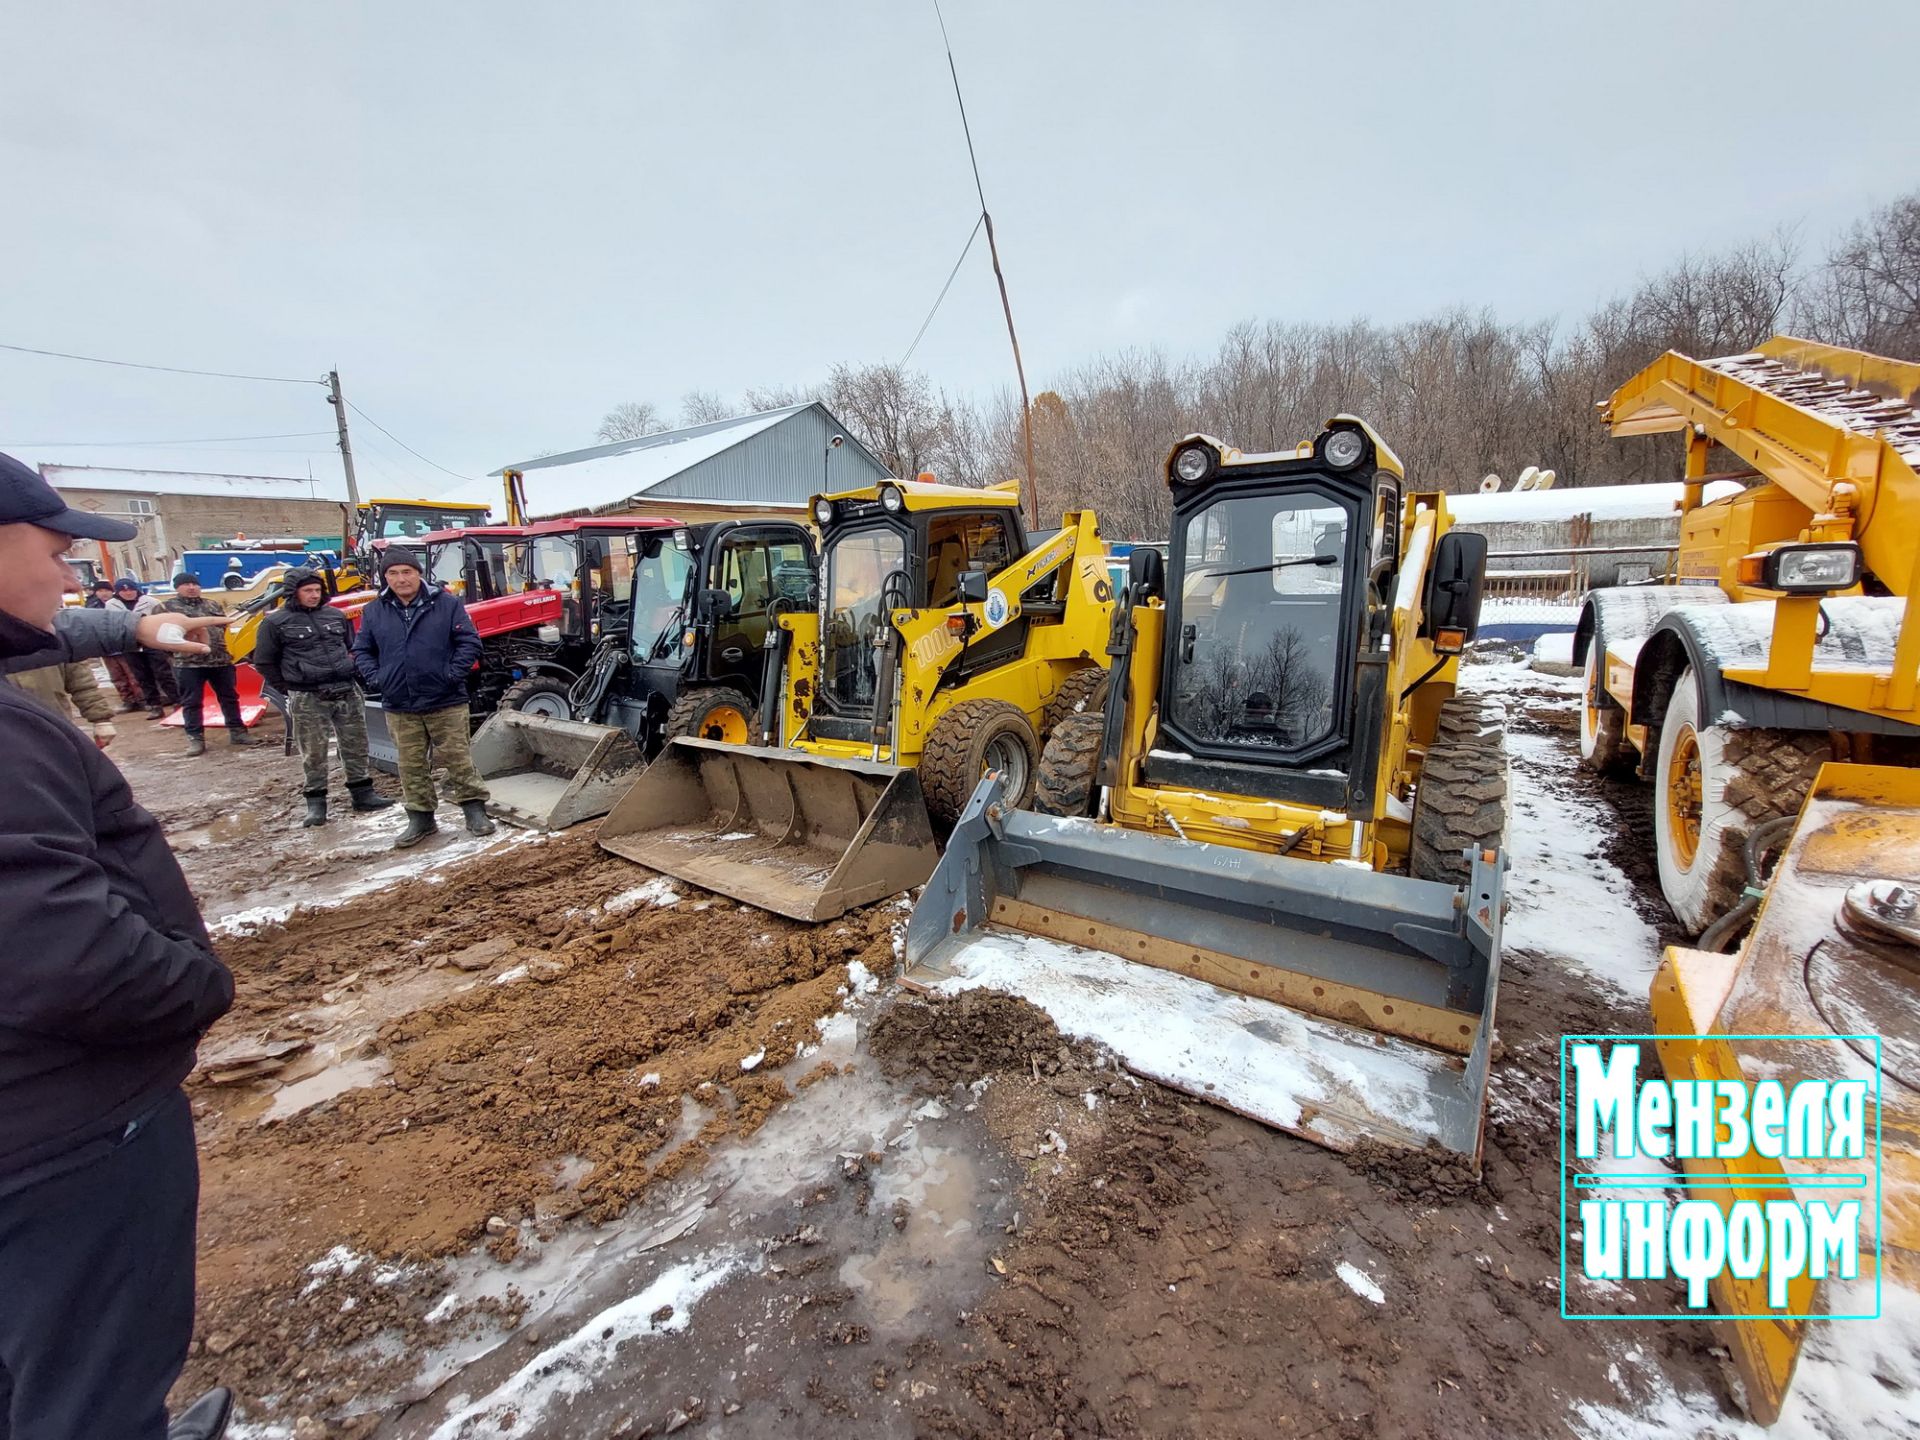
[842,1138,987,1332]
[262,1054,392,1124]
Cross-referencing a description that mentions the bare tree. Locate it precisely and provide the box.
[678,390,736,426]
[1796,194,1920,359]
[595,401,670,443]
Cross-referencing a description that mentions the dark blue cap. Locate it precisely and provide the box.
[0,451,139,541]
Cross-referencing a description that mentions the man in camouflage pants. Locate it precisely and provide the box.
[253,568,395,826]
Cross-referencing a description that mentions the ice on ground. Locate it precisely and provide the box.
[426,1251,748,1439]
[846,959,880,996]
[490,964,529,986]
[929,930,1466,1153]
[301,1245,369,1294]
[1504,732,1659,998]
[603,877,679,913]
[739,1046,766,1071]
[1335,1261,1385,1305]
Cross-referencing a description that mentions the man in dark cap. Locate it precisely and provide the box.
[156,572,255,757]
[0,451,236,1439]
[351,545,494,848]
[254,566,393,826]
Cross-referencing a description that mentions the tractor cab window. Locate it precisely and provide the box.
[429,543,468,597]
[1169,493,1351,753]
[821,526,907,714]
[925,513,1016,609]
[629,537,693,662]
[708,531,813,675]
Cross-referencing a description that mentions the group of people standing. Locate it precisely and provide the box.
[0,454,509,1439]
[74,574,254,756]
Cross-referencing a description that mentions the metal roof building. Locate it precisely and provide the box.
[438,402,890,520]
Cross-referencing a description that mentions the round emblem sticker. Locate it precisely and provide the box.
[982,589,1011,628]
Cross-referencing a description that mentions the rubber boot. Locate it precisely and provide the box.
[348,779,395,812]
[460,799,497,837]
[148,704,167,719]
[301,793,328,828]
[228,729,257,747]
[394,809,438,850]
[168,1387,234,1440]
[184,734,206,757]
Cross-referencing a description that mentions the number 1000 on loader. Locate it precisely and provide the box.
[904,419,1512,1163]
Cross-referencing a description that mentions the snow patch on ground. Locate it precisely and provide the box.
[426,1251,749,1439]
[1504,731,1659,998]
[1335,1261,1385,1305]
[603,877,679,913]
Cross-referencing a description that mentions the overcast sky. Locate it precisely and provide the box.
[2,0,1915,498]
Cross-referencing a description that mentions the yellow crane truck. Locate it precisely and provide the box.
[1579,337,1919,1423]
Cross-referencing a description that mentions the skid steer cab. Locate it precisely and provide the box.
[597,476,1114,921]
[904,419,1513,1164]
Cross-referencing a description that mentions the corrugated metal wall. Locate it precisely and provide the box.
[641,405,890,504]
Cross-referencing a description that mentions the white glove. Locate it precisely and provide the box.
[93,721,116,750]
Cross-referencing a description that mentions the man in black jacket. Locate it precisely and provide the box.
[254,567,394,827]
[0,453,236,1440]
[351,547,495,848]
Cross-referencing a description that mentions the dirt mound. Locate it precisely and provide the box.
[1344,1138,1500,1206]
[869,989,1106,1087]
[179,827,901,1419]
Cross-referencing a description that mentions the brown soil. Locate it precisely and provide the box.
[176,826,898,1420]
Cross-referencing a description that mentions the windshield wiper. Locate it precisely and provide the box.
[1194,554,1339,581]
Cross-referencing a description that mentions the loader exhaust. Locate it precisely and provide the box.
[597,738,940,922]
[902,772,1506,1162]
[469,710,648,831]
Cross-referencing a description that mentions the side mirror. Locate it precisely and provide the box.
[1423,530,1487,650]
[1127,547,1164,602]
[697,588,734,621]
[957,569,990,604]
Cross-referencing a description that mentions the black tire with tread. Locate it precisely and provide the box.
[1043,667,1109,734]
[500,674,574,718]
[1411,695,1510,887]
[664,685,760,743]
[1032,711,1103,817]
[920,698,1040,825]
[1578,648,1631,775]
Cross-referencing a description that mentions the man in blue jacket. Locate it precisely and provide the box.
[351,546,495,848]
[0,453,236,1440]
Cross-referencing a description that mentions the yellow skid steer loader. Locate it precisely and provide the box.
[599,476,1114,921]
[902,420,1511,1162]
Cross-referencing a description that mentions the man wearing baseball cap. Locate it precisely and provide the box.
[0,452,237,1439]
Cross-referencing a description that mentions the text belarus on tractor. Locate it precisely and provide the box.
[597,475,1115,920]
[904,420,1511,1164]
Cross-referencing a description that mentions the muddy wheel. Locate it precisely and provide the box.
[1578,646,1631,774]
[1042,666,1109,734]
[1411,695,1510,887]
[500,675,574,719]
[920,699,1040,825]
[1032,711,1103,817]
[664,686,759,745]
[1652,667,1827,934]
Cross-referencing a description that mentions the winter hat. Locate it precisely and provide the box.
[171,571,198,587]
[382,546,424,575]
[113,577,142,594]
[283,566,325,597]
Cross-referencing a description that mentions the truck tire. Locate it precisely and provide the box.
[1652,666,1827,935]
[1032,711,1103,817]
[1043,667,1109,734]
[920,699,1040,825]
[1578,647,1631,774]
[1411,696,1510,888]
[500,675,574,719]
[664,686,759,745]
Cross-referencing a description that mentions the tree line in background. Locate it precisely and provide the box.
[599,188,1919,538]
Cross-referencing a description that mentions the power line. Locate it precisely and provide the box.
[1,430,335,448]
[0,340,321,386]
[931,0,990,215]
[343,399,473,481]
[900,214,986,368]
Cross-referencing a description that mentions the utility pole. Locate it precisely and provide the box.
[325,369,362,557]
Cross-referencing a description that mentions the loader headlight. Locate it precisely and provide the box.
[879,483,906,514]
[1171,443,1215,485]
[1322,427,1367,471]
[1742,542,1863,594]
[812,498,835,527]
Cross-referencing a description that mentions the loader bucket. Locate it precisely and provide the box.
[903,772,1505,1163]
[470,711,648,831]
[597,738,940,922]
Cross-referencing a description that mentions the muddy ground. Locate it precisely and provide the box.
[85,663,1854,1438]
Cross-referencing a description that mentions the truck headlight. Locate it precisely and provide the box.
[1171,444,1215,484]
[1748,543,1863,594]
[880,483,906,514]
[812,498,835,527]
